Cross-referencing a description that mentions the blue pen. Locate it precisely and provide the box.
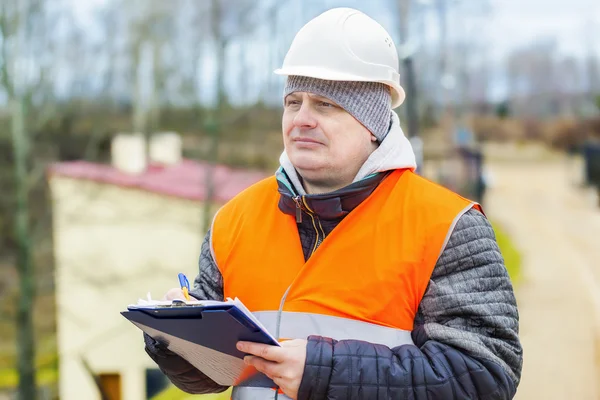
[178,273,191,301]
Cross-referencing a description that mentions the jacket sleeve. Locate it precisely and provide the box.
[143,229,229,394]
[297,208,523,400]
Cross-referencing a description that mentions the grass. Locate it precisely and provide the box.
[491,220,522,283]
[151,386,232,400]
[0,367,57,388]
[0,334,58,391]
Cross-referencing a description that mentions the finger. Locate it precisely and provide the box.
[163,288,186,301]
[244,355,280,378]
[237,341,285,362]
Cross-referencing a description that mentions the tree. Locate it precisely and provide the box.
[0,0,50,397]
[201,0,259,233]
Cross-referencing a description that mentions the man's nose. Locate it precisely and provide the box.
[293,103,318,129]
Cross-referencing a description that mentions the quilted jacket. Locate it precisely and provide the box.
[144,168,523,399]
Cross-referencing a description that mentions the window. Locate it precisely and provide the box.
[98,373,121,400]
[146,369,169,399]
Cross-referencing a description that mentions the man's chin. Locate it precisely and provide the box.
[288,156,326,173]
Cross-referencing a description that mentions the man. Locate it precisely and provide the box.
[144,7,522,400]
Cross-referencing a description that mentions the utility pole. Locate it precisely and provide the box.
[267,1,278,102]
[202,0,225,234]
[436,0,450,119]
[397,0,419,138]
[584,21,600,107]
[397,0,424,173]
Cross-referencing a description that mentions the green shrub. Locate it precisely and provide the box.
[492,220,522,283]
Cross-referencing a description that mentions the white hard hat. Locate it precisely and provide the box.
[274,8,406,108]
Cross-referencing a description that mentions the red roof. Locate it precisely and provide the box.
[48,160,271,203]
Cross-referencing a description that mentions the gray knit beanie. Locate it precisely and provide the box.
[284,75,393,142]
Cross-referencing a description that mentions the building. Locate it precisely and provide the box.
[48,133,269,400]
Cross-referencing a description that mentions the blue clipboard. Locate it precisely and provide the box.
[121,303,279,359]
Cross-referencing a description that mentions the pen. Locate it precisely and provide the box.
[178,273,191,301]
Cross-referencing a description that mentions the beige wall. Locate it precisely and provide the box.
[50,176,218,400]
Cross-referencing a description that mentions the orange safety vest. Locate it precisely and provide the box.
[211,169,482,400]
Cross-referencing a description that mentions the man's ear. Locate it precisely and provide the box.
[371,134,377,142]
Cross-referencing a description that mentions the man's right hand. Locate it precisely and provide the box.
[163,288,188,301]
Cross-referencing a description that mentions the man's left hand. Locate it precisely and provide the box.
[237,339,307,400]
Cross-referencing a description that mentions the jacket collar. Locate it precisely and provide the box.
[276,168,390,221]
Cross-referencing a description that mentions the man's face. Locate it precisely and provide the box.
[282,91,377,192]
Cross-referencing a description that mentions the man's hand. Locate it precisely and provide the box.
[237,339,307,400]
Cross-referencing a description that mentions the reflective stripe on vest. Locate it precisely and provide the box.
[232,387,293,400]
[254,311,414,347]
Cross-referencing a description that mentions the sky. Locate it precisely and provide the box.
[67,0,600,103]
[70,0,600,58]
[487,0,600,59]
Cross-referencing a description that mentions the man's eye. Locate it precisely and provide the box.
[286,100,300,106]
[319,102,334,107]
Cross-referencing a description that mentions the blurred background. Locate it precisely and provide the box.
[0,0,599,399]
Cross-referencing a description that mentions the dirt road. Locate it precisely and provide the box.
[484,152,600,400]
